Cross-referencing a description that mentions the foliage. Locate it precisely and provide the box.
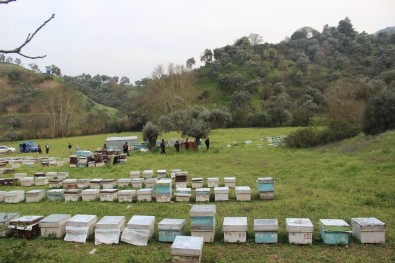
[362,88,395,135]
[142,121,160,150]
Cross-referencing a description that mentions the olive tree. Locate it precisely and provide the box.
[142,121,160,150]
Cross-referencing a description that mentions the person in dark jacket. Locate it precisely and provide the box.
[174,140,180,152]
[160,139,166,154]
[123,142,129,156]
[205,137,210,151]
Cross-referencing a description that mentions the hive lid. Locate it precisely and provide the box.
[286,218,313,232]
[156,178,172,185]
[81,189,100,194]
[102,179,115,183]
[132,178,144,182]
[126,215,155,229]
[10,215,44,226]
[100,189,118,193]
[175,172,188,176]
[224,177,236,182]
[143,170,153,174]
[67,214,97,227]
[157,169,167,173]
[96,216,125,229]
[208,177,219,181]
[0,213,20,223]
[26,190,45,195]
[20,177,34,181]
[63,179,77,183]
[118,190,136,195]
[48,189,65,194]
[90,178,103,183]
[158,218,186,230]
[351,217,386,231]
[214,187,229,193]
[258,177,274,183]
[176,188,192,193]
[191,177,203,181]
[39,214,71,228]
[254,219,279,231]
[65,189,82,194]
[223,217,248,231]
[235,186,251,193]
[171,235,204,256]
[76,179,89,183]
[196,188,210,193]
[5,190,24,196]
[190,205,216,217]
[137,188,153,194]
[319,219,350,232]
[118,178,131,183]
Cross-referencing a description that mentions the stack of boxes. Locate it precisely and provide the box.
[258,177,274,200]
[171,236,204,263]
[175,188,191,202]
[25,190,45,203]
[155,178,172,202]
[95,216,125,245]
[223,217,248,243]
[351,217,386,244]
[158,218,186,242]
[254,219,279,243]
[190,205,216,242]
[175,172,188,188]
[121,215,155,246]
[8,215,44,239]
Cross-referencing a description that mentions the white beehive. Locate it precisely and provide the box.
[214,186,229,201]
[81,189,100,201]
[144,178,157,188]
[131,178,144,189]
[142,170,153,179]
[64,214,97,243]
[57,172,69,180]
[45,172,58,180]
[171,235,204,263]
[0,190,5,202]
[89,178,103,189]
[117,178,131,188]
[100,189,118,202]
[20,177,34,187]
[64,189,82,202]
[118,190,136,202]
[224,177,236,188]
[8,215,44,239]
[286,218,313,244]
[39,214,71,238]
[190,205,216,242]
[76,179,90,189]
[130,170,141,178]
[14,173,27,180]
[207,177,219,188]
[137,188,153,202]
[4,190,25,203]
[157,169,167,178]
[175,171,188,188]
[254,219,279,244]
[47,189,65,201]
[158,218,186,242]
[48,179,63,189]
[195,188,210,202]
[95,216,125,245]
[102,179,116,189]
[26,190,45,203]
[63,179,77,189]
[351,217,386,244]
[223,217,248,243]
[35,176,48,186]
[191,177,204,189]
[175,188,192,202]
[156,178,172,202]
[235,186,251,201]
[121,215,155,246]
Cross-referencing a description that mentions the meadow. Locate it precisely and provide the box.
[0,128,394,263]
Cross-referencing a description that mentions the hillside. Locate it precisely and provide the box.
[0,63,118,141]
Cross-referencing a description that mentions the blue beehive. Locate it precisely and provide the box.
[156,178,172,203]
[254,219,279,243]
[319,219,350,245]
[258,177,274,192]
[190,205,216,242]
[158,218,186,242]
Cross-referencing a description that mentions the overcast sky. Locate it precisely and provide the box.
[1,0,394,83]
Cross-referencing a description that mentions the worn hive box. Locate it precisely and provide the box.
[81,189,100,201]
[78,157,88,167]
[90,178,103,189]
[34,172,46,178]
[117,178,131,188]
[142,170,154,179]
[171,235,204,263]
[235,186,252,201]
[351,217,386,244]
[223,217,248,243]
[175,172,188,188]
[35,176,48,186]
[47,189,65,201]
[254,219,279,243]
[14,172,27,180]
[121,215,155,246]
[207,177,219,188]
[118,190,136,202]
[144,178,157,189]
[0,191,5,202]
[224,177,236,188]
[20,177,34,187]
[131,178,144,189]
[63,179,78,189]
[48,179,63,189]
[39,214,71,238]
[214,186,229,201]
[64,189,82,202]
[0,212,20,237]
[9,215,44,239]
[137,188,153,202]
[190,205,216,242]
[319,219,350,245]
[130,170,141,178]
[95,216,125,245]
[175,188,192,202]
[4,190,25,203]
[258,177,274,200]
[100,189,118,202]
[76,179,90,189]
[57,172,69,180]
[191,178,203,189]
[64,214,97,243]
[156,178,172,202]
[157,169,167,178]
[158,218,186,242]
[26,190,45,203]
[45,172,58,180]
[195,188,210,202]
[102,179,116,189]
[286,218,313,244]
[1,178,18,186]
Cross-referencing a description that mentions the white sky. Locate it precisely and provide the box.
[1,0,394,83]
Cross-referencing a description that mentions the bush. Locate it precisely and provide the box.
[285,127,321,148]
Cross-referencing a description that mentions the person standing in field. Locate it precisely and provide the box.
[68,143,72,155]
[38,144,42,154]
[174,140,180,152]
[160,139,166,154]
[123,142,129,156]
[185,138,189,150]
[205,137,210,151]
[45,143,49,154]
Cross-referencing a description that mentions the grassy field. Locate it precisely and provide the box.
[0,128,394,263]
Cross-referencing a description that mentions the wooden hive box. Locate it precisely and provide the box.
[224,177,236,188]
[171,235,204,263]
[131,178,144,189]
[207,177,219,188]
[130,170,141,178]
[102,179,116,189]
[8,215,44,240]
[0,212,20,237]
[137,188,153,202]
[175,172,188,188]
[48,179,63,189]
[156,169,167,179]
[34,176,48,186]
[100,189,118,202]
[158,218,186,242]
[121,215,155,246]
[142,170,153,179]
[20,177,34,187]
[57,172,69,180]
[81,189,100,201]
[39,214,71,238]
[95,216,125,245]
[76,179,90,189]
[214,187,229,201]
[63,179,77,189]
[47,189,65,201]
[156,178,172,202]
[254,219,279,244]
[223,217,248,243]
[319,219,350,245]
[190,205,216,242]
[64,189,82,202]
[64,214,97,243]
[195,188,210,202]
[351,217,386,244]
[26,190,45,203]
[175,188,192,202]
[45,172,58,180]
[89,178,103,189]
[4,190,25,203]
[235,186,251,201]
[144,178,157,189]
[117,178,131,188]
[286,218,313,244]
[191,178,204,189]
[118,190,136,202]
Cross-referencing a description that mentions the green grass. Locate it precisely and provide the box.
[0,128,394,263]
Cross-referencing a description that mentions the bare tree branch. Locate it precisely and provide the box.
[0,13,55,59]
[0,0,17,4]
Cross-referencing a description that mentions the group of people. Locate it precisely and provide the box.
[161,137,210,154]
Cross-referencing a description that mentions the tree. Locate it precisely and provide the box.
[363,88,395,135]
[28,63,41,73]
[180,106,211,151]
[209,108,233,128]
[337,17,356,38]
[45,65,61,76]
[248,33,263,46]
[142,121,160,150]
[158,114,174,132]
[0,1,55,59]
[120,76,130,85]
[200,49,213,65]
[14,58,22,65]
[186,57,195,69]
[265,93,292,126]
[42,86,80,137]
[230,90,253,127]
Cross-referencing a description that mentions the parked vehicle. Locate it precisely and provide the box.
[19,142,39,153]
[0,146,16,154]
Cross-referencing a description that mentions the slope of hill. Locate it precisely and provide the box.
[0,63,118,141]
